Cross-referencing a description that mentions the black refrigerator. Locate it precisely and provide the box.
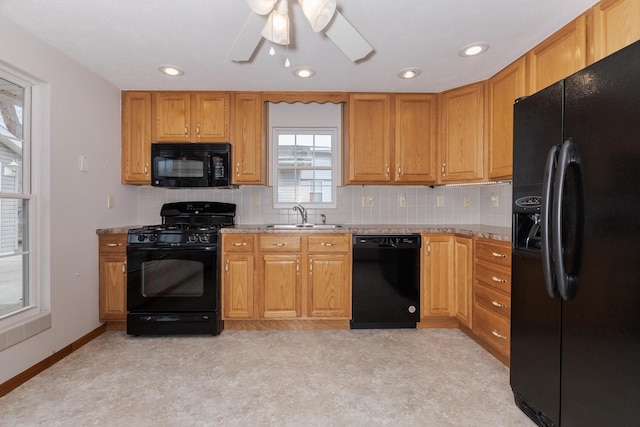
[511,40,640,427]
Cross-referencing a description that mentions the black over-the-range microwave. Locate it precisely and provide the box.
[151,142,232,188]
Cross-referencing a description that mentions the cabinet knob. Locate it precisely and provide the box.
[320,242,336,247]
[232,242,247,247]
[491,276,507,283]
[105,243,123,247]
[236,163,240,177]
[122,261,127,275]
[491,300,507,309]
[385,163,390,177]
[397,164,402,177]
[491,251,507,258]
[441,163,446,175]
[144,164,149,175]
[184,125,189,137]
[225,259,229,275]
[272,242,288,247]
[196,124,201,137]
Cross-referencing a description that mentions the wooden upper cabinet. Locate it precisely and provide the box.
[232,92,264,184]
[121,91,152,184]
[528,15,587,93]
[152,91,229,143]
[487,56,528,180]
[347,93,393,183]
[439,82,485,183]
[592,0,640,61]
[395,94,437,183]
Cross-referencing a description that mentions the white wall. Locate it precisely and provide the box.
[0,16,138,384]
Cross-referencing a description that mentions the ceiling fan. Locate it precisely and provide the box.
[228,0,374,63]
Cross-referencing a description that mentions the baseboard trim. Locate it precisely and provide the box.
[417,316,460,328]
[223,319,350,330]
[0,323,107,398]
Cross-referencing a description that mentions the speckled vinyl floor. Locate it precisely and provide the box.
[0,329,534,426]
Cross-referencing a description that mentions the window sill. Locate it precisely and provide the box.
[0,312,51,351]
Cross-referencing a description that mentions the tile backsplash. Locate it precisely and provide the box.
[137,182,512,227]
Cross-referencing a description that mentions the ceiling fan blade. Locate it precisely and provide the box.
[228,12,266,62]
[324,11,373,62]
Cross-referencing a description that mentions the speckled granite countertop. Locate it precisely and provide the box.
[96,226,142,235]
[223,224,511,242]
[96,224,511,242]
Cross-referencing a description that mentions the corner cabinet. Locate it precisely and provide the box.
[439,82,485,183]
[121,91,152,184]
[487,56,528,180]
[152,91,230,143]
[98,234,127,325]
[232,92,264,184]
[453,236,473,329]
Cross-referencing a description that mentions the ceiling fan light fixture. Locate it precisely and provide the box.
[459,42,489,57]
[261,0,290,45]
[397,67,421,79]
[294,66,316,78]
[298,0,337,32]
[247,0,278,15]
[158,65,184,76]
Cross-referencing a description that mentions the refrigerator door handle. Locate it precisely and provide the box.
[552,138,583,301]
[541,144,559,298]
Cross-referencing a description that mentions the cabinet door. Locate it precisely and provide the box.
[259,254,301,318]
[421,235,454,317]
[395,94,437,183]
[121,91,152,184]
[308,254,351,318]
[153,92,191,142]
[528,15,587,93]
[454,236,473,328]
[98,235,127,322]
[347,93,393,183]
[232,92,264,184]
[593,0,640,61]
[222,254,255,319]
[487,57,528,180]
[440,83,484,182]
[193,92,229,142]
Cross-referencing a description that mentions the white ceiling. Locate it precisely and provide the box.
[0,0,599,93]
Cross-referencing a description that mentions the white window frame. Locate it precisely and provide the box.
[270,127,340,209]
[0,64,41,330]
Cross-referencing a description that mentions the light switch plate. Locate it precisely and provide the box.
[80,155,89,172]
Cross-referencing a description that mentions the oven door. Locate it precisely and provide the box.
[127,246,218,313]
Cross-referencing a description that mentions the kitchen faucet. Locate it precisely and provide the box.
[293,204,308,224]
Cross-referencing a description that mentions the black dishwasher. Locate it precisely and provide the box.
[351,234,421,329]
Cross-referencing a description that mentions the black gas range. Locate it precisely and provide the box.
[126,201,236,336]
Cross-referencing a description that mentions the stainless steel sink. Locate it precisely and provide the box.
[265,224,344,229]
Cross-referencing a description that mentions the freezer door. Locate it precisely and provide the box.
[560,39,640,426]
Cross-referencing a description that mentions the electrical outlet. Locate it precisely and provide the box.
[107,195,115,209]
[491,194,499,208]
[252,195,260,207]
[362,196,374,208]
[464,196,471,208]
[400,193,407,208]
[437,196,444,207]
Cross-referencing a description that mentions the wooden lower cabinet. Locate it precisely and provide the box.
[221,233,351,325]
[453,236,473,328]
[98,234,127,325]
[421,234,454,319]
[472,238,512,364]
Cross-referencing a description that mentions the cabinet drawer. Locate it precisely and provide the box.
[475,282,510,320]
[474,305,510,357]
[307,234,350,253]
[475,260,511,294]
[223,234,254,252]
[99,235,127,254]
[258,235,301,252]
[475,239,511,268]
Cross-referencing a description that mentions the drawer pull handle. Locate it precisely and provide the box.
[492,330,507,340]
[491,251,507,258]
[106,243,123,247]
[320,242,336,247]
[491,301,507,309]
[232,242,247,247]
[272,242,288,247]
[492,276,507,283]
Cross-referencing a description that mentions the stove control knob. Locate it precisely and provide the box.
[187,235,198,243]
[137,235,146,242]
[148,234,157,242]
[199,234,210,243]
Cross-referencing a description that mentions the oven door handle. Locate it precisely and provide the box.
[128,245,218,252]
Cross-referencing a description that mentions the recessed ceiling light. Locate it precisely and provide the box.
[397,68,422,79]
[459,42,489,57]
[294,67,316,78]
[158,65,184,76]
